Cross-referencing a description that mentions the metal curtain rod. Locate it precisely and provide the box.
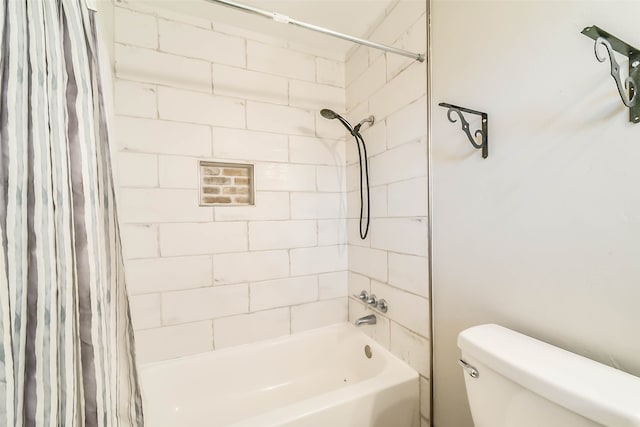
[207,0,426,62]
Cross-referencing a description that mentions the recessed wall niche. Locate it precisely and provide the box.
[199,161,255,206]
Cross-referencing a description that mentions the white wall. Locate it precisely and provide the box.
[345,2,430,425]
[111,3,349,363]
[431,1,640,426]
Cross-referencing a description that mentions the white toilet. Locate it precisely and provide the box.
[457,324,640,427]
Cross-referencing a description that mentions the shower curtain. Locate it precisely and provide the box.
[0,0,144,425]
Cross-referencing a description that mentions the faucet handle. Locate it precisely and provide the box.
[353,290,369,302]
[378,299,388,313]
[367,294,378,307]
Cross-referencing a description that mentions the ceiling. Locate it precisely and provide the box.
[137,0,403,59]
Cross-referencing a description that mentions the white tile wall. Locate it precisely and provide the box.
[113,6,427,402]
[213,251,290,285]
[212,65,288,105]
[345,4,429,423]
[116,44,211,92]
[114,116,212,156]
[214,308,290,349]
[160,222,247,256]
[158,19,245,66]
[114,8,158,49]
[161,284,248,325]
[114,80,157,118]
[249,276,318,311]
[157,87,246,128]
[248,221,317,251]
[291,298,348,333]
[246,40,315,81]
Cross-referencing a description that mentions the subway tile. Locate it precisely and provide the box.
[290,192,346,219]
[213,250,289,285]
[114,80,157,119]
[249,276,318,311]
[318,271,348,300]
[161,284,248,325]
[254,163,316,192]
[289,136,345,166]
[370,217,428,256]
[346,218,369,247]
[129,293,161,330]
[290,245,347,276]
[346,46,369,88]
[247,40,315,81]
[289,80,345,111]
[390,321,430,376]
[386,96,427,149]
[158,156,198,189]
[371,281,430,337]
[120,224,158,259]
[135,322,213,363]
[316,165,346,192]
[386,15,427,80]
[370,1,426,48]
[291,298,348,333]
[349,245,387,282]
[113,116,211,157]
[348,272,371,300]
[369,140,427,186]
[318,219,347,246]
[159,19,245,66]
[212,128,288,162]
[158,87,245,128]
[125,256,212,295]
[114,7,158,49]
[249,221,316,251]
[212,64,288,105]
[316,57,345,88]
[115,44,211,93]
[348,298,390,348]
[117,152,157,187]
[388,253,429,298]
[358,121,387,158]
[118,189,212,223]
[160,222,247,256]
[371,185,388,219]
[214,192,289,221]
[346,55,386,111]
[214,308,290,349]
[420,376,431,420]
[247,102,315,136]
[387,177,428,217]
[369,62,427,120]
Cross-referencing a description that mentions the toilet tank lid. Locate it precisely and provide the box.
[458,324,640,427]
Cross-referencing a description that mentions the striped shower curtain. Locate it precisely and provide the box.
[0,0,144,426]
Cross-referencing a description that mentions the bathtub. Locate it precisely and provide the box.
[139,323,419,427]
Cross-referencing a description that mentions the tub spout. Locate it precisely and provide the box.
[355,314,376,326]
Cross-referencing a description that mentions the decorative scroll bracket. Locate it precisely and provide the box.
[438,103,488,159]
[582,26,640,124]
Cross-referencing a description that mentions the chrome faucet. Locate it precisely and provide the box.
[355,314,376,326]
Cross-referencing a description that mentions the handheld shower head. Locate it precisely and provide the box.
[320,109,339,120]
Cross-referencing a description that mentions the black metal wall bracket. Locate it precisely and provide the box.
[438,103,488,159]
[582,26,640,124]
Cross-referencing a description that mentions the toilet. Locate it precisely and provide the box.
[457,324,640,427]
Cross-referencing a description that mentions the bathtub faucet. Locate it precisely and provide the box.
[354,314,376,326]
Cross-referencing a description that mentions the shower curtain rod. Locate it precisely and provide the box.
[206,0,426,62]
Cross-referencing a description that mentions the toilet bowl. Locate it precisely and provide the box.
[457,324,640,427]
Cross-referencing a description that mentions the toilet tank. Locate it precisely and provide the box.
[457,324,640,427]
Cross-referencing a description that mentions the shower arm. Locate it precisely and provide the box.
[206,0,425,62]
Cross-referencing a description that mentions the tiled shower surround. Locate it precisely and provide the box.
[111,0,429,423]
[113,4,348,361]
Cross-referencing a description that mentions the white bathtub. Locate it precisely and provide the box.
[139,323,419,427]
